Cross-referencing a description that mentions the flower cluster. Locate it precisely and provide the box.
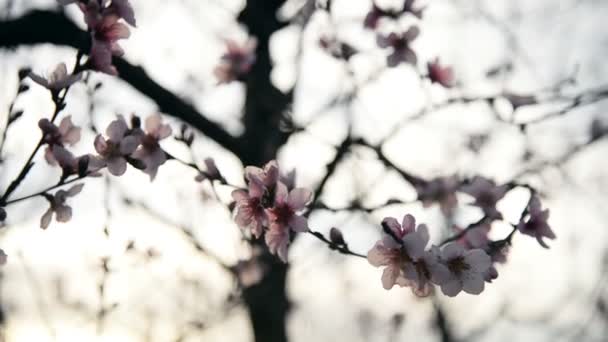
[34,114,172,229]
[59,0,136,75]
[368,214,491,297]
[232,161,312,262]
[94,114,172,179]
[214,39,257,84]
[364,1,425,30]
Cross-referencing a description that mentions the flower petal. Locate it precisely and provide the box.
[287,188,312,210]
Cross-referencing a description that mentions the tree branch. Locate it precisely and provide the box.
[0,10,244,158]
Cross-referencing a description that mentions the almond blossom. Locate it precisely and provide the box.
[94,115,139,176]
[415,176,459,214]
[438,243,492,296]
[29,62,82,92]
[194,158,224,183]
[232,177,268,239]
[214,39,257,83]
[427,58,454,88]
[59,0,136,75]
[131,114,172,180]
[39,116,81,166]
[51,145,105,177]
[460,176,509,220]
[517,195,555,248]
[265,182,312,262]
[40,184,84,229]
[368,214,444,291]
[377,27,419,67]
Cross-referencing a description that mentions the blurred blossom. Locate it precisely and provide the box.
[40,184,84,229]
[377,27,419,67]
[195,158,224,183]
[214,39,257,83]
[28,63,82,92]
[427,58,454,88]
[460,176,509,220]
[364,1,424,29]
[0,249,6,265]
[518,196,556,248]
[416,176,459,214]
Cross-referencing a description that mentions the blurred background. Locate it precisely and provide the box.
[0,0,608,341]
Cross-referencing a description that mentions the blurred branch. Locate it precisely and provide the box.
[0,10,244,158]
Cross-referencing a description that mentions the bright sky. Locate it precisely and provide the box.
[1,0,608,341]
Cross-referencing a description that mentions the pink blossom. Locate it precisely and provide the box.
[245,160,279,189]
[29,63,82,92]
[265,182,312,262]
[40,184,84,229]
[214,39,257,83]
[416,176,459,214]
[94,115,139,176]
[232,177,268,239]
[455,224,491,250]
[517,196,555,248]
[107,0,136,27]
[50,145,105,177]
[460,176,509,219]
[403,246,451,296]
[368,214,442,291]
[39,116,81,166]
[194,158,224,183]
[131,114,172,180]
[377,27,419,67]
[438,243,491,296]
[427,58,454,88]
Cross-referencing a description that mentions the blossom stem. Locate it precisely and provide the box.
[0,52,84,205]
[2,174,87,207]
[306,229,366,258]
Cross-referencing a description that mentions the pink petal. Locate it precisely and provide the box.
[107,157,127,176]
[94,135,108,154]
[462,273,485,295]
[442,242,464,260]
[367,243,392,267]
[381,266,399,290]
[40,208,53,229]
[440,279,462,297]
[287,188,312,210]
[67,183,84,197]
[106,116,128,142]
[288,214,308,232]
[463,249,491,273]
[119,135,139,155]
[401,214,416,233]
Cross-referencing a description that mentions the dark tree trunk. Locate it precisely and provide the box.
[238,1,293,342]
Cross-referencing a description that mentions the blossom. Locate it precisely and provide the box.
[60,0,136,75]
[245,160,279,189]
[427,58,454,88]
[131,114,172,180]
[455,224,491,250]
[517,196,555,248]
[319,36,357,60]
[39,116,81,165]
[51,145,105,177]
[416,176,459,214]
[29,63,82,92]
[460,176,509,219]
[0,249,6,266]
[363,1,424,29]
[368,214,441,291]
[265,182,312,262]
[195,158,224,183]
[214,38,257,83]
[40,184,84,229]
[438,243,492,296]
[377,27,419,67]
[232,177,268,238]
[94,115,139,176]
